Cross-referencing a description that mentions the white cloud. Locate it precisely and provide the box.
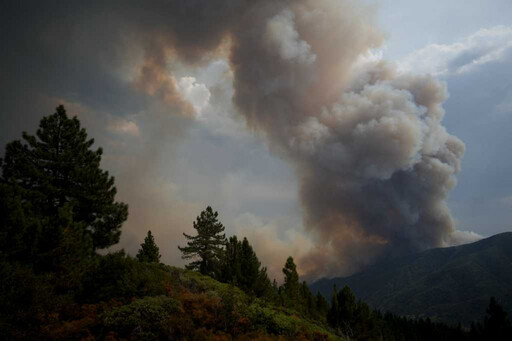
[177,76,211,114]
[181,59,252,139]
[173,60,253,139]
[398,26,512,76]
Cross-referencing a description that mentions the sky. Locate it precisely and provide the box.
[377,0,512,238]
[1,0,512,282]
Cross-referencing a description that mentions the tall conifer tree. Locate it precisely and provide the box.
[219,236,273,298]
[178,206,226,276]
[220,236,243,283]
[0,105,128,255]
[327,285,339,327]
[282,256,300,307]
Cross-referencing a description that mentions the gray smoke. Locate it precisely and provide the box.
[223,0,465,277]
[0,0,465,278]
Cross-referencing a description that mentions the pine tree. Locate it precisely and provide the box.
[221,237,259,291]
[333,285,357,337]
[1,105,128,251]
[136,230,161,263]
[338,285,357,324]
[178,206,226,277]
[254,266,273,299]
[327,285,339,327]
[301,281,314,316]
[483,297,512,340]
[282,256,300,308]
[240,237,261,293]
[271,279,280,304]
[316,292,329,316]
[220,236,243,283]
[218,235,273,298]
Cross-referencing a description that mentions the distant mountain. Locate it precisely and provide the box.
[311,232,512,324]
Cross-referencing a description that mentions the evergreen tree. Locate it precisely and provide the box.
[254,266,274,299]
[136,230,161,263]
[353,300,379,340]
[483,297,512,340]
[315,292,329,317]
[220,236,242,283]
[219,235,273,298]
[327,285,360,337]
[271,279,280,304]
[338,285,357,321]
[1,105,128,251]
[301,281,314,316]
[337,285,357,336]
[239,237,262,293]
[282,256,300,308]
[178,206,226,277]
[327,285,339,327]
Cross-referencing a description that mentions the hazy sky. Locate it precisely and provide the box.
[1,0,511,281]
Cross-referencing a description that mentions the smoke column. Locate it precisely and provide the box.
[224,0,465,277]
[123,0,465,277]
[4,0,464,278]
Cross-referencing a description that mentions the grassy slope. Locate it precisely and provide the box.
[311,232,512,324]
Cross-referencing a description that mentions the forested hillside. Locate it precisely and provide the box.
[1,106,511,340]
[311,233,512,324]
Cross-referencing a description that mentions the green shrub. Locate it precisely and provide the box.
[103,296,180,340]
[182,269,249,305]
[247,303,299,336]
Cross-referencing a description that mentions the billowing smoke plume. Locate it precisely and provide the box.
[214,0,464,277]
[1,0,465,278]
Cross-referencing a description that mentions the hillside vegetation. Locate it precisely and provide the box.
[1,252,340,340]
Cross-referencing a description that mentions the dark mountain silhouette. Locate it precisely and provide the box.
[311,232,512,324]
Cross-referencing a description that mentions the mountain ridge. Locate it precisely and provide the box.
[311,232,512,324]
